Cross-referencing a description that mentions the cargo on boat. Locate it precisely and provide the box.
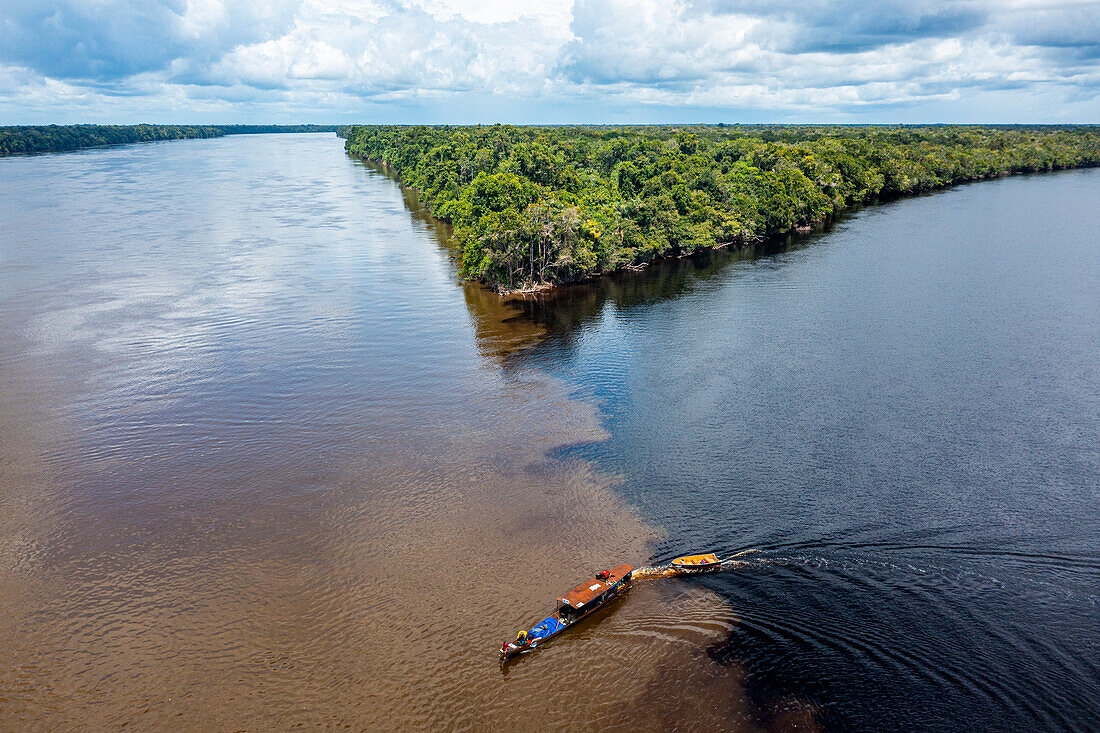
[670,553,720,572]
[499,564,633,660]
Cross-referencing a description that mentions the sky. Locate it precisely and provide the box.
[1,0,1098,124]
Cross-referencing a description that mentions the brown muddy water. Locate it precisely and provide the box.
[0,134,785,731]
[3,134,1098,733]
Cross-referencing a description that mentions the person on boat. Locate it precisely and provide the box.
[515,629,528,645]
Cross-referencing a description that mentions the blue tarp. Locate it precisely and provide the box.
[526,615,565,642]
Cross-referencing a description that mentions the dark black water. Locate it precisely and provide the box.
[512,169,1100,731]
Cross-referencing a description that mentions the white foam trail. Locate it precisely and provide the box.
[632,550,760,580]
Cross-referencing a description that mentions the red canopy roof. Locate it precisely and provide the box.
[556,564,633,609]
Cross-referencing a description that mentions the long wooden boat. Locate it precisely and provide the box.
[670,553,720,572]
[499,564,633,660]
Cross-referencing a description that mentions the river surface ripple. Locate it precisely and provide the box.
[1,134,1098,732]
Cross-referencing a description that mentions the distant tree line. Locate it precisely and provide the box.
[338,124,1100,292]
[0,125,224,155]
[0,124,338,156]
[215,124,339,135]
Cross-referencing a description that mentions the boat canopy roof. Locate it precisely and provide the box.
[556,564,633,609]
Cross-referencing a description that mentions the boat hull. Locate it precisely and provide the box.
[670,553,720,573]
[500,570,632,660]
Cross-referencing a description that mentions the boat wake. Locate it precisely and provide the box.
[499,551,760,661]
[632,549,761,580]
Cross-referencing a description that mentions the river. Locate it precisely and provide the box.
[1,133,1097,731]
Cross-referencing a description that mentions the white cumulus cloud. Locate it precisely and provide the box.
[0,0,1097,122]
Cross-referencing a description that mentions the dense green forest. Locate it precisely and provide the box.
[339,124,1100,292]
[0,124,337,156]
[0,125,224,155]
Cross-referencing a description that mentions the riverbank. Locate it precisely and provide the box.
[347,145,1064,298]
[0,124,338,156]
[348,148,765,296]
[340,124,1100,295]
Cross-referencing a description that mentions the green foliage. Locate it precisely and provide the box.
[0,124,224,155]
[0,124,338,156]
[339,124,1098,291]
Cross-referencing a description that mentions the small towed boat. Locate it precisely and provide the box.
[670,553,720,572]
[500,563,633,660]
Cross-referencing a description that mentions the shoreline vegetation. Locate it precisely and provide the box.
[0,124,338,156]
[338,124,1100,294]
